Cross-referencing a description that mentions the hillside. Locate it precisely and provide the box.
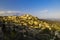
[1,14,60,31]
[0,14,60,40]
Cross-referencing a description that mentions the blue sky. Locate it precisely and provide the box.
[0,0,60,19]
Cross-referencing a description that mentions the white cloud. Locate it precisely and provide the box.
[40,10,48,13]
[0,11,23,16]
[0,11,5,14]
[0,11,21,13]
[33,10,49,19]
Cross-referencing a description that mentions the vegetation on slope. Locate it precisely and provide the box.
[0,14,60,40]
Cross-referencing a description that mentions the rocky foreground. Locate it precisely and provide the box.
[0,14,60,40]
